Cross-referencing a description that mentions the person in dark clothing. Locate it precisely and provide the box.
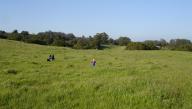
[47,58,50,61]
[52,54,55,61]
[47,55,52,62]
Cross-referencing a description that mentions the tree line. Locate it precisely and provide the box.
[0,30,131,49]
[0,30,192,51]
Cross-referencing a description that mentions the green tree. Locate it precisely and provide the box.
[74,36,90,49]
[8,30,21,40]
[117,36,131,46]
[0,30,7,39]
[20,31,30,41]
[169,39,191,51]
[159,39,167,47]
[93,32,109,49]
[144,40,159,50]
[52,36,65,46]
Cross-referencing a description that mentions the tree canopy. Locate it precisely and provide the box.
[0,29,192,51]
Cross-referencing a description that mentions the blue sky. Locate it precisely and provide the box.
[0,0,192,41]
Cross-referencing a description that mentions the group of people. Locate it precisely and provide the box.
[47,54,96,67]
[47,54,55,62]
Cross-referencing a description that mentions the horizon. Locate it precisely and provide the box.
[1,0,192,41]
[1,29,192,42]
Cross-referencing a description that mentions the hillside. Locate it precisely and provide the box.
[0,39,192,109]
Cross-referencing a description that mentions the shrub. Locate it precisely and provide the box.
[175,44,192,51]
[126,42,147,50]
[126,42,159,50]
[0,30,7,39]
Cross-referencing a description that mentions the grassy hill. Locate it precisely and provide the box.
[0,39,192,109]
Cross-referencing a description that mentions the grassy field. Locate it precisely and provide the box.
[0,39,192,109]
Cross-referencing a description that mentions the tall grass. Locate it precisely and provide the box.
[0,39,192,109]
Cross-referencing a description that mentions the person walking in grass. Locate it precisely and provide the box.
[91,58,96,67]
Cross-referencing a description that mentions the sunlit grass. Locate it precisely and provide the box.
[0,39,192,109]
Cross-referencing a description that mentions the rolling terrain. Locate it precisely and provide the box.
[0,39,192,109]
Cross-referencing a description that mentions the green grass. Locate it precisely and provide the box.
[0,39,192,109]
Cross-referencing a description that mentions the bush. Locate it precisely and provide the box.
[126,42,159,50]
[0,31,7,39]
[168,39,192,51]
[171,44,192,51]
[126,42,147,50]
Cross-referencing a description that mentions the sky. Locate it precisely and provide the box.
[0,0,192,41]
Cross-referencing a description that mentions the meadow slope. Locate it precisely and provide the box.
[0,39,192,109]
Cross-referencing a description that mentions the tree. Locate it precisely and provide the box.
[170,39,191,46]
[27,35,47,45]
[100,32,109,44]
[8,29,20,40]
[93,32,109,49]
[108,38,115,44]
[37,31,67,45]
[0,30,7,39]
[52,35,65,46]
[12,30,18,34]
[20,31,30,41]
[73,36,90,49]
[169,39,192,51]
[116,36,131,46]
[65,33,76,47]
[159,39,167,47]
[176,39,191,46]
[143,40,159,50]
